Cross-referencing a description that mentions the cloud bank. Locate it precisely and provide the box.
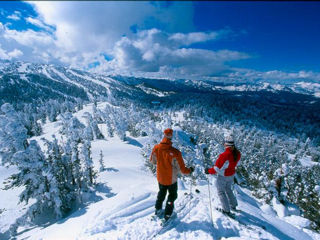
[95,28,249,78]
[0,1,319,83]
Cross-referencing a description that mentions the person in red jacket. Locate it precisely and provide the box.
[150,128,194,221]
[205,135,241,215]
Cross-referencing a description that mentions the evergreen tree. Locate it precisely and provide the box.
[80,138,94,186]
[0,103,29,166]
[83,112,104,140]
[6,140,63,235]
[99,150,106,172]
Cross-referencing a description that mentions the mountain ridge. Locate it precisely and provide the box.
[1,60,320,108]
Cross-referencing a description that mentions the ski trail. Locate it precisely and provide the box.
[10,132,320,240]
[83,192,156,237]
[111,193,204,240]
[67,69,111,90]
[49,67,94,100]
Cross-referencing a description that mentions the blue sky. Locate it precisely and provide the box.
[0,1,319,82]
[193,1,320,72]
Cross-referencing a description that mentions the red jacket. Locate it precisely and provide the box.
[150,137,191,185]
[208,147,241,176]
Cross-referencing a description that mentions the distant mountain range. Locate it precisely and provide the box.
[0,60,319,108]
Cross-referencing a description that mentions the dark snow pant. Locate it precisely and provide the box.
[216,175,238,212]
[155,182,178,217]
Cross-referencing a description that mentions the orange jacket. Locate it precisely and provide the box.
[150,137,191,186]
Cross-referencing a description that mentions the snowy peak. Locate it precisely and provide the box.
[0,61,158,105]
[1,60,319,108]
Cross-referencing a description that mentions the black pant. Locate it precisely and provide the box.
[155,182,178,217]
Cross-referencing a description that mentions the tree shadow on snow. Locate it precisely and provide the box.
[158,219,238,239]
[95,183,117,198]
[58,184,116,224]
[237,211,295,240]
[105,167,119,172]
[234,185,260,208]
[125,136,143,148]
[10,184,116,239]
[234,186,295,240]
[3,225,41,240]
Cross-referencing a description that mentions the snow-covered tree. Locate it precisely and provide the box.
[80,138,94,186]
[6,140,63,235]
[99,150,106,172]
[0,103,29,166]
[83,112,104,140]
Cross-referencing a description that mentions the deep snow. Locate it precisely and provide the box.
[0,103,319,240]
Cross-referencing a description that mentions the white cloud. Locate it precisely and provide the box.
[25,17,53,32]
[3,27,54,47]
[29,1,194,53]
[169,29,231,46]
[0,2,318,83]
[0,21,58,64]
[8,48,23,58]
[7,11,22,21]
[0,44,23,60]
[93,28,250,78]
[0,47,10,60]
[215,68,320,84]
[0,20,53,49]
[0,3,250,79]
[0,1,192,69]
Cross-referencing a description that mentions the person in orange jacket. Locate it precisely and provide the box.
[205,135,241,215]
[150,128,194,221]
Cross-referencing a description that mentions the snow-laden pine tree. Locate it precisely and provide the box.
[6,140,63,235]
[60,115,85,202]
[81,137,94,187]
[126,103,143,137]
[140,121,162,175]
[42,136,75,215]
[0,103,29,166]
[92,102,105,124]
[83,124,94,141]
[48,100,60,122]
[75,98,84,112]
[103,105,115,138]
[20,104,42,136]
[99,150,106,172]
[70,135,82,191]
[83,112,104,140]
[113,108,128,141]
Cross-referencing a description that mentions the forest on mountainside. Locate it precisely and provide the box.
[1,67,319,234]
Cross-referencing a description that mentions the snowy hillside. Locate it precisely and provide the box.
[1,60,320,107]
[1,61,319,142]
[1,102,319,240]
[1,59,320,239]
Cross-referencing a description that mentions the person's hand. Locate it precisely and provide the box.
[204,168,210,174]
[189,166,194,173]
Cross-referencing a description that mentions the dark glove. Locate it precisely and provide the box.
[189,166,194,173]
[205,168,210,174]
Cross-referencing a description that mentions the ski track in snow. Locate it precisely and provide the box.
[1,102,320,240]
[49,67,94,100]
[67,69,111,90]
[19,74,78,101]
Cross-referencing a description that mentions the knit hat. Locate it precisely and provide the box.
[164,128,173,136]
[224,134,234,146]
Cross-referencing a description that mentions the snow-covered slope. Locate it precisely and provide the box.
[1,60,320,109]
[1,102,319,240]
[0,60,161,105]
